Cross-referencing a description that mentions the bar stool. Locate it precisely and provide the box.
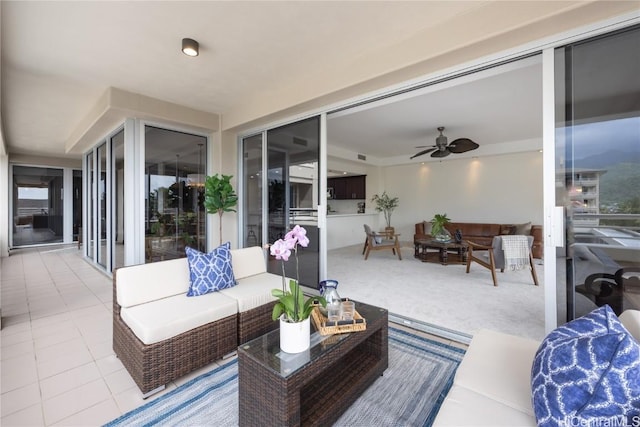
[246,224,258,246]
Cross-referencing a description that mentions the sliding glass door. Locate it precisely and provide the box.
[84,128,124,271]
[241,116,322,288]
[144,126,207,263]
[11,166,65,246]
[555,25,640,322]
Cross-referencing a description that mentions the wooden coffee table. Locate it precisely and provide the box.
[238,301,388,426]
[414,238,469,265]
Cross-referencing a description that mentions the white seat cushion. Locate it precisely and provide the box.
[219,272,280,312]
[453,329,539,416]
[433,385,535,426]
[120,291,238,345]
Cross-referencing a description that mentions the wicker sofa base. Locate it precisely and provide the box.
[238,302,278,344]
[113,303,238,395]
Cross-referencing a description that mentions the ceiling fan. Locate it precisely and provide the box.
[410,126,479,159]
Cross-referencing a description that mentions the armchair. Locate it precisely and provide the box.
[466,235,538,286]
[576,272,624,315]
[363,224,402,260]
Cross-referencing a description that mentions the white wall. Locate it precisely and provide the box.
[374,150,543,242]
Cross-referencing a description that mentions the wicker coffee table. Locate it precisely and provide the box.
[238,301,388,426]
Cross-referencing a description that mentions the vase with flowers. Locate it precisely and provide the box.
[270,225,326,353]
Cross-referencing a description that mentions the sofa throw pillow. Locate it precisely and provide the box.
[185,242,237,297]
[513,221,531,235]
[422,221,433,235]
[531,305,640,427]
[501,225,516,235]
[372,232,383,244]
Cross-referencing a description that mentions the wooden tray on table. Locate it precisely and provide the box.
[311,304,366,335]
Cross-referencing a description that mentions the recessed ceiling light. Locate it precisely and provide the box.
[182,38,199,57]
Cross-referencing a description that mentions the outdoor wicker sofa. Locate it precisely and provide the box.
[433,308,640,426]
[113,246,283,396]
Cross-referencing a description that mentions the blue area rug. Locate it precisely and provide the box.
[105,327,465,427]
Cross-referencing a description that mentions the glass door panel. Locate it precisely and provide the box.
[555,26,640,322]
[242,134,263,247]
[11,166,64,246]
[144,126,206,263]
[97,143,108,267]
[112,129,125,269]
[73,169,82,244]
[265,117,321,289]
[87,152,95,259]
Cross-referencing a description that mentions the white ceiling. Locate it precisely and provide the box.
[327,56,542,164]
[1,1,623,164]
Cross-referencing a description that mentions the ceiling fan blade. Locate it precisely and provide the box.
[410,147,436,159]
[430,149,451,158]
[448,138,479,153]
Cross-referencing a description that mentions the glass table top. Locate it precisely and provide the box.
[238,300,387,378]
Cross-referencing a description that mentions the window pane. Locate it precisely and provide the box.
[97,143,108,267]
[87,152,94,258]
[266,117,321,288]
[555,26,640,322]
[145,126,206,263]
[73,169,82,243]
[12,166,64,246]
[243,134,263,247]
[112,129,125,269]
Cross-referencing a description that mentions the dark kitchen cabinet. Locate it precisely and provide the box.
[328,175,366,199]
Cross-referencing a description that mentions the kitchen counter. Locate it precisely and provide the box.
[327,212,377,217]
[327,213,380,250]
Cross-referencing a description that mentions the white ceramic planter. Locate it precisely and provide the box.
[279,316,310,353]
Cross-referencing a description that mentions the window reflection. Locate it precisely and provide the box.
[555,26,640,321]
[144,126,207,263]
[12,166,65,246]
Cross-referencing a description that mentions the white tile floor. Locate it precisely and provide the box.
[1,244,466,426]
[0,245,232,426]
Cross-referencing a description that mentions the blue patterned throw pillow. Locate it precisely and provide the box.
[531,305,640,427]
[185,243,236,296]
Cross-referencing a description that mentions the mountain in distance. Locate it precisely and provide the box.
[566,149,640,170]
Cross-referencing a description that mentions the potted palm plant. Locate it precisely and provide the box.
[204,174,238,246]
[371,191,399,235]
[430,213,451,241]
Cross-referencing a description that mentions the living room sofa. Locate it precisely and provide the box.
[113,246,282,395]
[433,309,640,426]
[414,221,543,258]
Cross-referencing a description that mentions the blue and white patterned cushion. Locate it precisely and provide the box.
[531,305,640,427]
[185,243,236,297]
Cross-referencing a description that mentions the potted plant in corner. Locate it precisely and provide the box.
[270,225,326,353]
[431,213,452,242]
[371,191,399,235]
[204,174,238,246]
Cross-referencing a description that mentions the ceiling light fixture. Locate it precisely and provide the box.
[182,38,199,57]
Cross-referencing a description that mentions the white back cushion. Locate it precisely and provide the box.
[116,258,190,307]
[231,246,266,280]
[620,309,640,342]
